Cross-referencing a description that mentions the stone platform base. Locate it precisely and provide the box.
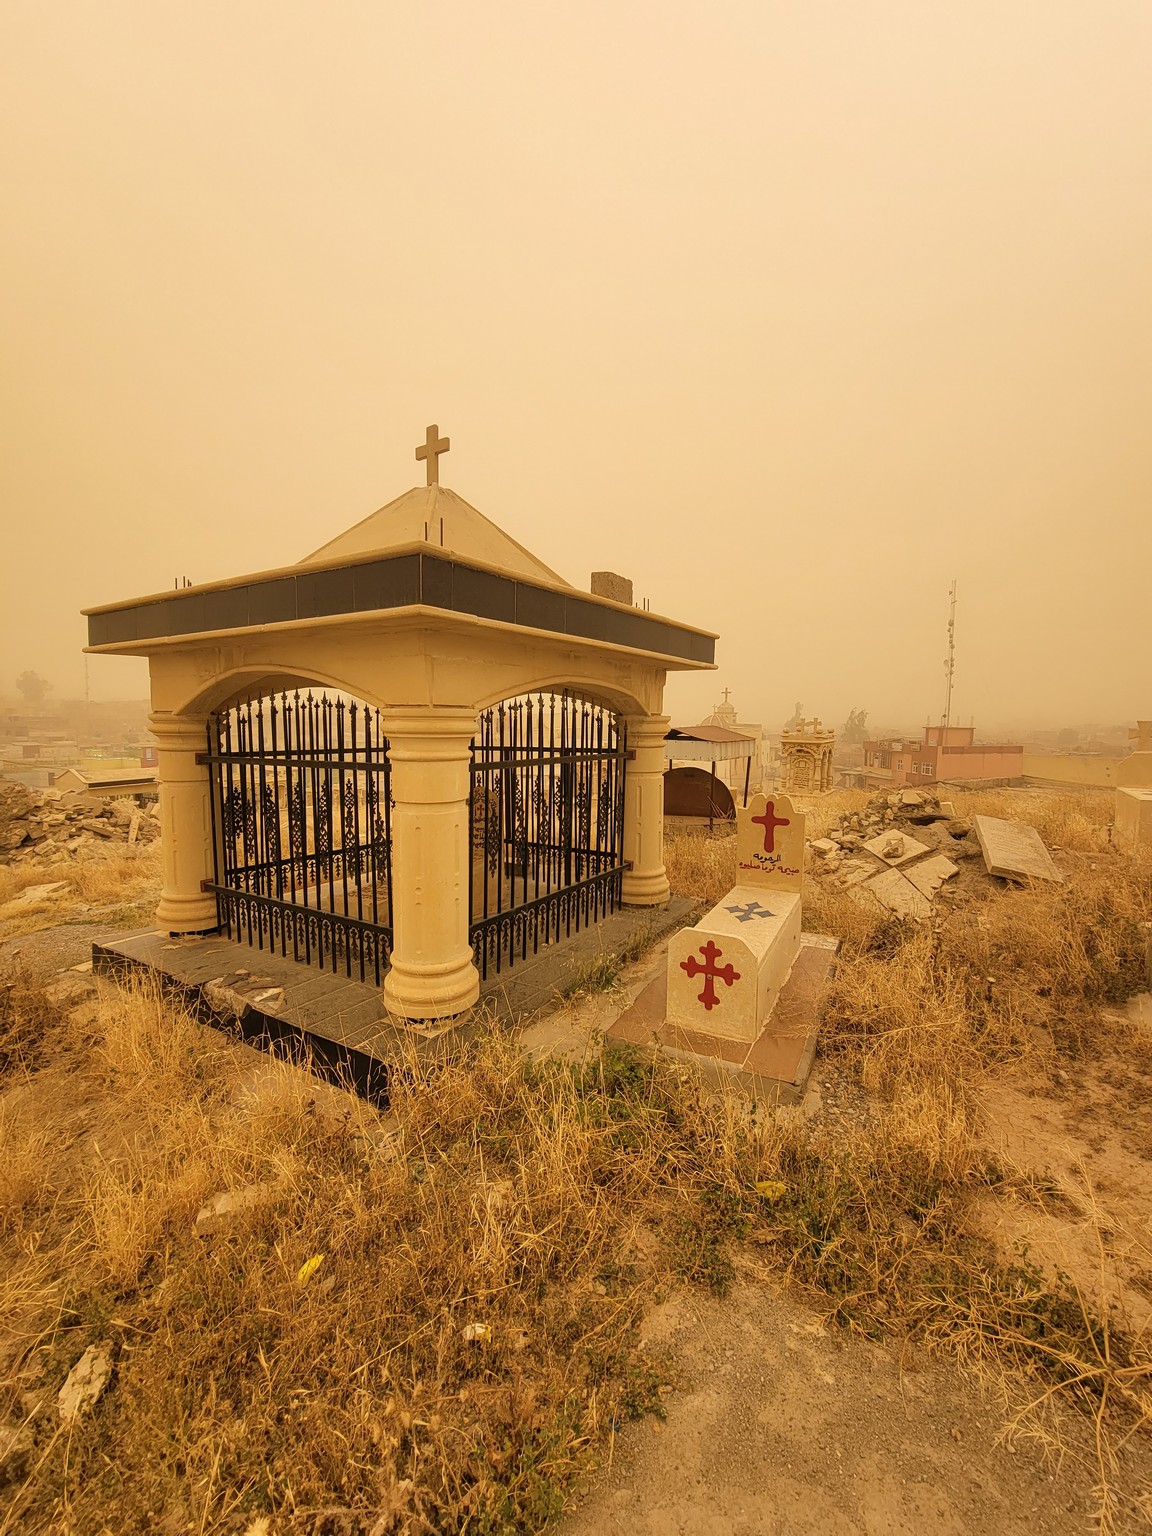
[606,933,839,1105]
[91,902,698,1106]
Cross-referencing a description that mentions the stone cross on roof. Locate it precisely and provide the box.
[722,687,732,703]
[1131,720,1152,751]
[415,424,450,486]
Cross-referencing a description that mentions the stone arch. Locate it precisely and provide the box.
[472,671,650,721]
[171,663,390,722]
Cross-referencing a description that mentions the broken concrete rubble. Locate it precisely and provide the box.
[805,789,1065,920]
[0,777,159,866]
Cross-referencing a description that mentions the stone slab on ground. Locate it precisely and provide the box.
[606,934,838,1105]
[861,830,931,867]
[864,867,934,920]
[973,814,1063,883]
[903,853,960,898]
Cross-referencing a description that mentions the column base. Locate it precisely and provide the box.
[622,870,671,907]
[155,892,220,935]
[383,951,480,1022]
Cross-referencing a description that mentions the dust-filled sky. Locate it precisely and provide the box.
[2,2,1149,732]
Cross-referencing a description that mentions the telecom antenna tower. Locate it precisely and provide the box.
[942,579,957,728]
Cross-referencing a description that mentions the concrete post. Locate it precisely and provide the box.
[621,713,671,907]
[151,712,219,935]
[381,708,480,1021]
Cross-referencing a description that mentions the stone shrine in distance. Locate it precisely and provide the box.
[82,425,717,1033]
[780,717,836,794]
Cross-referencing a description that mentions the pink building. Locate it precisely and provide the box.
[860,725,1022,789]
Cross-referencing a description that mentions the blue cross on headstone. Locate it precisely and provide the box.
[726,901,773,923]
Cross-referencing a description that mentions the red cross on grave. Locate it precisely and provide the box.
[680,939,741,1011]
[752,800,790,854]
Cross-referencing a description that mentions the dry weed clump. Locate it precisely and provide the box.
[2,790,1149,1531]
[0,843,161,926]
[0,982,786,1535]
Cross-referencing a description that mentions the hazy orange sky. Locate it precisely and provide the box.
[2,2,1149,732]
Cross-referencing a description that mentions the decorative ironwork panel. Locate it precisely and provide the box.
[468,690,627,980]
[205,690,394,986]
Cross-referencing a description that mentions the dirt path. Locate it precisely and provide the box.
[558,1278,1139,1536]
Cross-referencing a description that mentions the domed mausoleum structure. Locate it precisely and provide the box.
[84,427,716,1024]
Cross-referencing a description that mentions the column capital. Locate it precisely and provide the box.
[381,707,478,761]
[149,710,209,747]
[625,712,671,747]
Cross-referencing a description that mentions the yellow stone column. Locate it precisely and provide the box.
[151,712,219,935]
[621,713,671,907]
[382,708,480,1021]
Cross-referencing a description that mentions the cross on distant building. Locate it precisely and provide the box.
[722,687,732,703]
[726,901,773,923]
[1130,721,1152,751]
[415,424,450,486]
[752,800,790,854]
[680,939,741,1011]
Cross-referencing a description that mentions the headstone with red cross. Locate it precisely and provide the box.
[666,879,804,1043]
[735,792,806,893]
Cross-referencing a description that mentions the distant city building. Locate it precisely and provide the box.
[856,724,1023,789]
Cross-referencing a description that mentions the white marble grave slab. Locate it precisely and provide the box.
[667,886,802,1044]
[903,854,959,898]
[973,815,1062,883]
[864,867,934,919]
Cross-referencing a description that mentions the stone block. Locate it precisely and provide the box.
[973,815,1062,882]
[590,570,633,605]
[1115,787,1152,850]
[735,793,805,893]
[667,886,801,1043]
[861,830,931,867]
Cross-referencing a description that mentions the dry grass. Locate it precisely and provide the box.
[1,789,1150,1531]
[0,844,161,933]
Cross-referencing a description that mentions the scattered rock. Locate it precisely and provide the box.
[0,776,159,867]
[862,831,931,867]
[195,1181,282,1236]
[0,1423,32,1483]
[4,880,70,910]
[44,971,100,1009]
[58,1345,113,1422]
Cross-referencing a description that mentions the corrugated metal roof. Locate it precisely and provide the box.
[666,725,755,745]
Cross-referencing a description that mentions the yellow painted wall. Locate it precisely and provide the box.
[1021,753,1121,788]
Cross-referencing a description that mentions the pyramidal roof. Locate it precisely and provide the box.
[299,484,572,588]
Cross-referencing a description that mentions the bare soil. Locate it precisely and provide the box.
[559,1277,1107,1536]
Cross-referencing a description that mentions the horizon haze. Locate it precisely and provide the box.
[2,3,1149,734]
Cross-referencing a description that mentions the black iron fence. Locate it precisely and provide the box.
[204,691,393,985]
[469,691,628,979]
